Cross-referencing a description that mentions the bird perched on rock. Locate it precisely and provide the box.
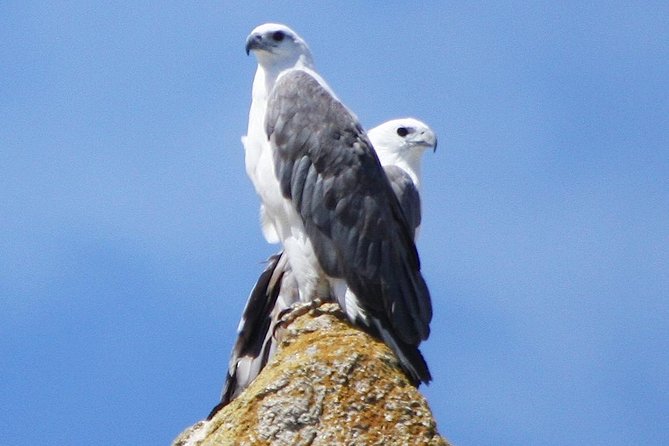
[212,24,435,421]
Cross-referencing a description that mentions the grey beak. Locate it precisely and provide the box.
[245,34,262,55]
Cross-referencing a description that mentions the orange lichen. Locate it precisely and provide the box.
[174,303,448,446]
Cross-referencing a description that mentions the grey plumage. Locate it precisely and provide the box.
[266,71,432,348]
[207,253,298,419]
[384,165,422,240]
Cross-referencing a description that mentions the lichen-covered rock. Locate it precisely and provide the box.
[173,303,449,446]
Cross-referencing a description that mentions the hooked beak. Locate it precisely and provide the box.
[418,131,438,153]
[245,33,264,55]
[245,34,272,56]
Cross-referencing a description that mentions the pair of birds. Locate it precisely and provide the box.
[208,23,437,419]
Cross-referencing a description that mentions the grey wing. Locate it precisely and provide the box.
[207,252,298,419]
[266,70,432,349]
[384,165,421,240]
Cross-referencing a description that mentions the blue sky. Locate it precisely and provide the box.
[1,2,667,445]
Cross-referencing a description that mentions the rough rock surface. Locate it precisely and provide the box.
[173,303,449,446]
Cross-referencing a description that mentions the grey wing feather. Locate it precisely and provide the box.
[207,252,298,419]
[384,165,421,240]
[266,70,432,357]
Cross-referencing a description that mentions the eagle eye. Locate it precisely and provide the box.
[272,31,285,42]
[396,127,409,137]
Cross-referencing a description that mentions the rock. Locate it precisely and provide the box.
[173,303,449,446]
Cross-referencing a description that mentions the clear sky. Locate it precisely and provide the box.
[1,2,667,445]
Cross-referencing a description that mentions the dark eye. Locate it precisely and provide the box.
[272,31,285,42]
[396,127,409,137]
